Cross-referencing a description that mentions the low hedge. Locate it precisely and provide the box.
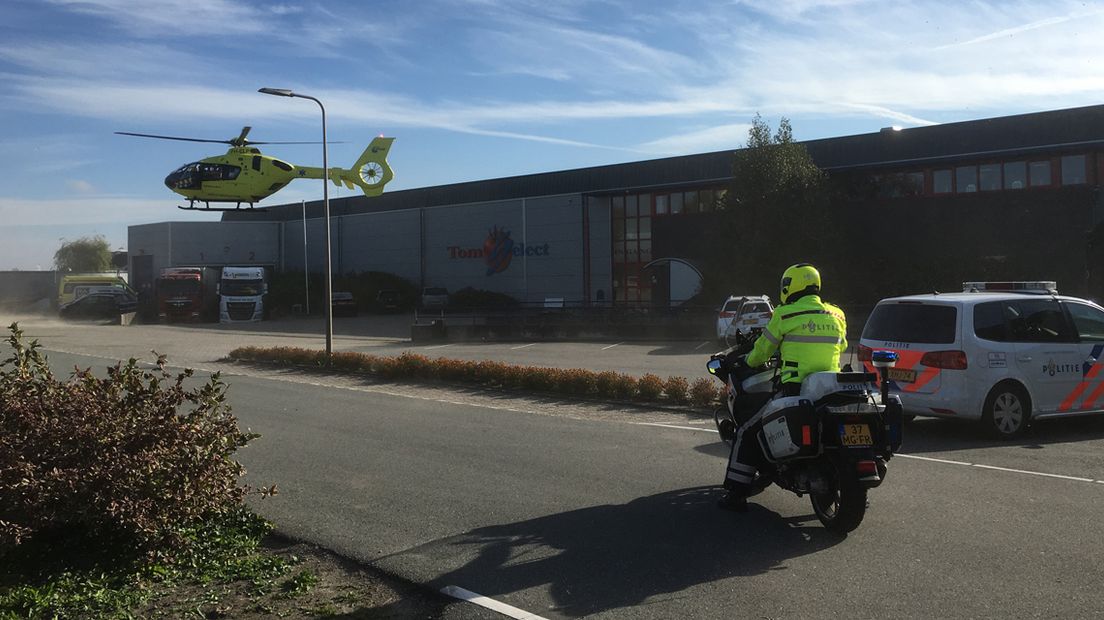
[228,346,724,408]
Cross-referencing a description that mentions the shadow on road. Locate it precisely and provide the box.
[421,486,843,618]
[895,415,1104,454]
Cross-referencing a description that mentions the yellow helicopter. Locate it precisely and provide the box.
[116,127,394,211]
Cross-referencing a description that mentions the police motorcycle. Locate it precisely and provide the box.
[706,341,904,533]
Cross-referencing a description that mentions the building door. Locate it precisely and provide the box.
[131,254,156,319]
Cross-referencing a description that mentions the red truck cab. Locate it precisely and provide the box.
[156,267,209,322]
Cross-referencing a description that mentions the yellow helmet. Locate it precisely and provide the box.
[780,263,821,304]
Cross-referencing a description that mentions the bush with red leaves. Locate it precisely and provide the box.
[0,324,262,560]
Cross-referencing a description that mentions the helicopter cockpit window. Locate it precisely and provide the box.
[196,163,240,181]
[165,162,241,189]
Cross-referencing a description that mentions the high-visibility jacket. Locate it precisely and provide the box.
[746,294,847,384]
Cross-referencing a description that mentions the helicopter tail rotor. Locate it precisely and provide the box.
[335,137,395,197]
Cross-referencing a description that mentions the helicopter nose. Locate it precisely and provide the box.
[165,169,193,190]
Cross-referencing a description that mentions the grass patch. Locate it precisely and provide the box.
[0,508,298,619]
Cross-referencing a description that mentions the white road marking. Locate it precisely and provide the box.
[511,343,538,349]
[423,344,453,350]
[970,463,1095,483]
[897,453,1104,485]
[895,454,973,466]
[601,342,624,350]
[635,422,715,433]
[440,586,549,620]
[694,341,710,350]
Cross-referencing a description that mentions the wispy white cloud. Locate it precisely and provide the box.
[44,0,272,37]
[0,195,201,227]
[0,41,202,79]
[66,180,97,194]
[638,123,752,155]
[934,12,1092,50]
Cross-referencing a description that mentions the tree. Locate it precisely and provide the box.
[54,235,112,273]
[705,115,835,301]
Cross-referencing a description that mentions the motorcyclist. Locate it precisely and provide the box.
[718,263,848,511]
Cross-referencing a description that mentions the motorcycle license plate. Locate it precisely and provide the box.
[840,423,873,447]
[888,368,917,383]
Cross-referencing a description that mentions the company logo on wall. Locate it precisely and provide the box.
[447,225,551,276]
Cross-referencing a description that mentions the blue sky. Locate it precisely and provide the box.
[1,0,1103,270]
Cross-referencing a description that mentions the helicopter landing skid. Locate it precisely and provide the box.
[177,202,269,213]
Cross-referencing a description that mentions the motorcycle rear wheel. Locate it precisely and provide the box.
[810,467,867,534]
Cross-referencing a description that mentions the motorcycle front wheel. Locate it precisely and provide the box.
[714,406,736,444]
[810,465,867,534]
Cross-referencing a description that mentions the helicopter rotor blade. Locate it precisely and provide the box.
[115,131,232,145]
[116,131,346,146]
[247,140,348,145]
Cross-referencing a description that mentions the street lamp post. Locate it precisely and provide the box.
[259,87,333,360]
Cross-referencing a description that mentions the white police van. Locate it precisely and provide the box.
[858,282,1104,438]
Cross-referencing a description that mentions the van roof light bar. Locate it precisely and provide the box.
[962,281,1057,294]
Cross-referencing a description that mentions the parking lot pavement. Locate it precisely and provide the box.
[2,312,743,380]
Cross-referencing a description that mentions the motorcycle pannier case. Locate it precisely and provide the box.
[757,397,819,462]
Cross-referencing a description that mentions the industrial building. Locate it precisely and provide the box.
[128,104,1104,306]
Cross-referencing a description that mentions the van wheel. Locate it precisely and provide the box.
[982,382,1031,439]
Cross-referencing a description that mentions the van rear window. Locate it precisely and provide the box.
[863,303,958,344]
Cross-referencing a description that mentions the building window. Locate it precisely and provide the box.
[876,172,924,197]
[683,190,699,214]
[933,169,952,194]
[1029,161,1051,186]
[956,166,977,193]
[655,194,668,215]
[1062,155,1086,185]
[670,192,683,214]
[1003,162,1026,189]
[979,164,1001,191]
[906,172,925,195]
[700,189,714,212]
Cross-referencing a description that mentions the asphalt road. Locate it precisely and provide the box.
[35,344,1104,620]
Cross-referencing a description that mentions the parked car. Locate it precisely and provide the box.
[421,287,449,308]
[376,289,401,313]
[716,294,773,344]
[331,291,358,317]
[58,291,138,321]
[858,281,1104,438]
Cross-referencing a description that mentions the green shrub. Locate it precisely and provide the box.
[664,376,690,405]
[0,324,259,561]
[690,377,722,407]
